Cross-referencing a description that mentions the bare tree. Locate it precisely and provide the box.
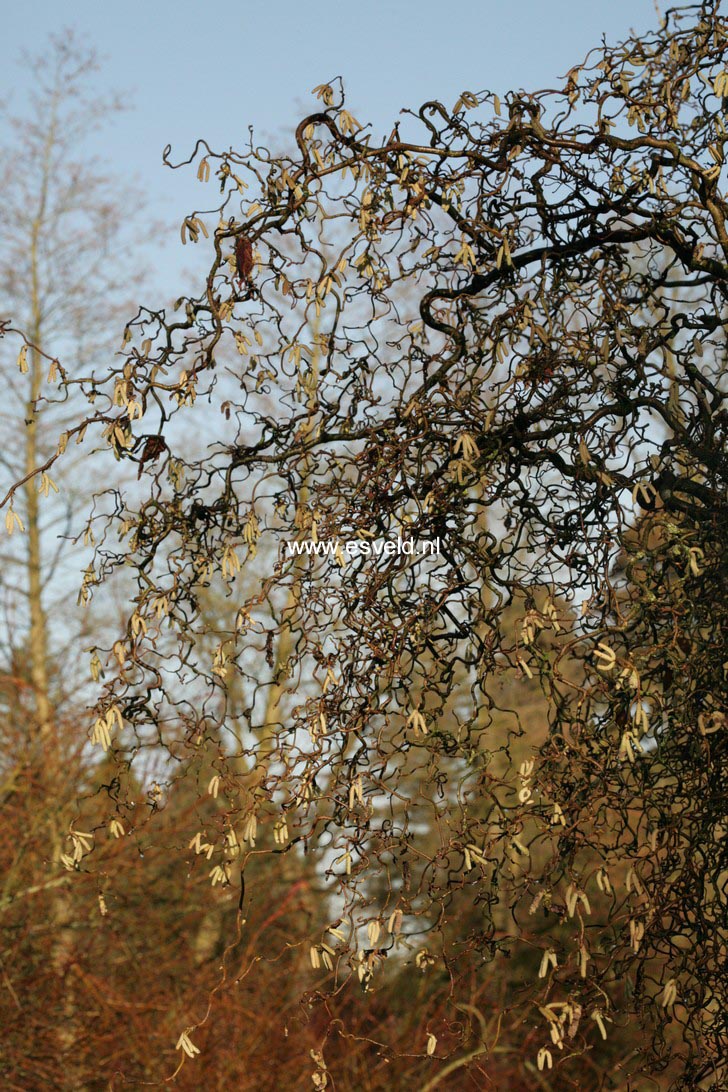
[0,32,146,1082]
[0,31,144,736]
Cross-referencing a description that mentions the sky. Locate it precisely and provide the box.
[1,0,661,301]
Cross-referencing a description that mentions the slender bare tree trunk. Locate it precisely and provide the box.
[22,101,86,1091]
[24,96,57,760]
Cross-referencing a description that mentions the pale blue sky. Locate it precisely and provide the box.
[2,0,660,299]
